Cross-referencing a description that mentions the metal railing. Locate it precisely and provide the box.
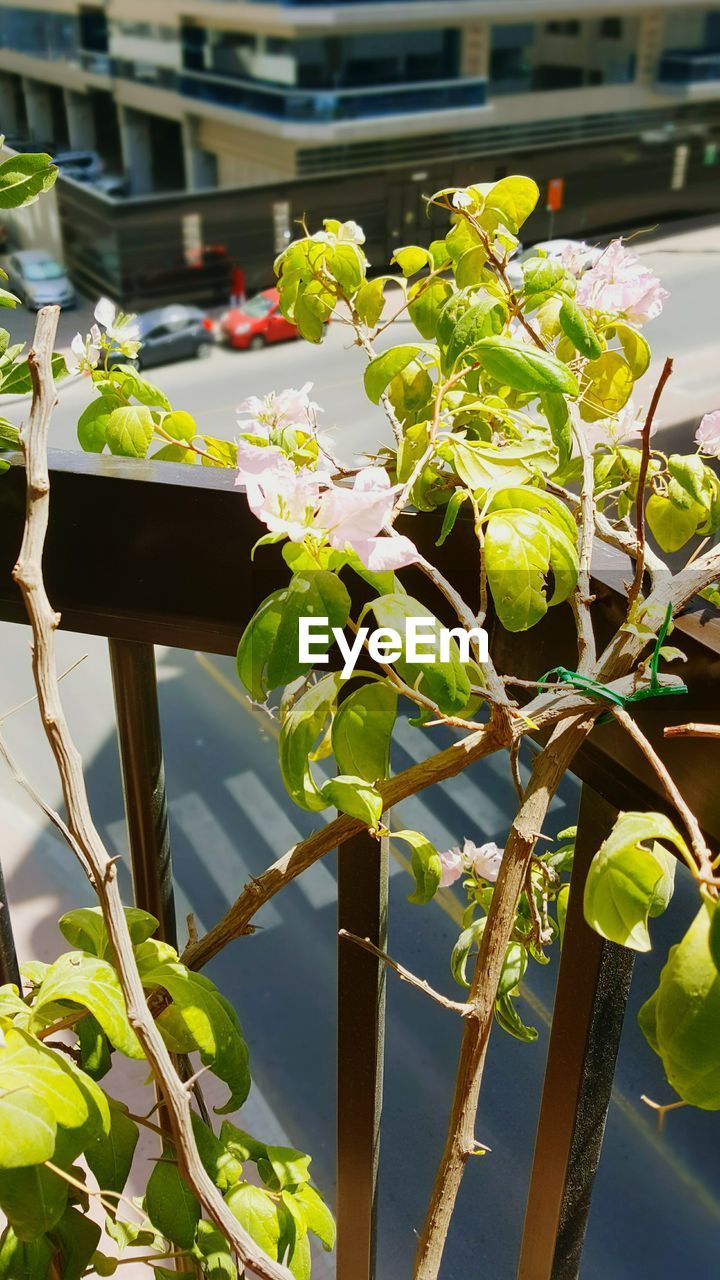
[0,448,718,1278]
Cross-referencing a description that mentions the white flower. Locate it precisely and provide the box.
[67,325,101,374]
[337,220,366,246]
[452,190,474,210]
[94,296,140,344]
[696,410,720,456]
[237,383,321,432]
[465,839,504,884]
[439,847,464,888]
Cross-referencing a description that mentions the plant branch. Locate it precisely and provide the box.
[339,930,471,1014]
[569,406,597,674]
[664,722,720,740]
[14,307,292,1280]
[626,356,673,612]
[611,705,717,886]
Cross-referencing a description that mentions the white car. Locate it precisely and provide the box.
[6,249,76,310]
[506,239,602,290]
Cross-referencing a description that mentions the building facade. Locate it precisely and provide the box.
[0,0,719,197]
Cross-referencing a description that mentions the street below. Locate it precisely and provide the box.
[0,218,718,1278]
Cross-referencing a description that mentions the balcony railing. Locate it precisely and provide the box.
[0,448,718,1278]
[178,68,486,121]
[659,49,720,85]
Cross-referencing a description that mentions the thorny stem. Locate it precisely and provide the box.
[14,308,292,1280]
[626,356,674,613]
[339,930,471,1014]
[612,706,717,888]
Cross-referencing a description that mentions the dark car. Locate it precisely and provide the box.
[114,305,216,370]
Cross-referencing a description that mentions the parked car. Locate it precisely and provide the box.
[506,239,603,289]
[220,288,299,350]
[52,150,104,183]
[110,305,216,371]
[6,250,76,310]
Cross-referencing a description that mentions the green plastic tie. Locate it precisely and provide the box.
[538,604,688,723]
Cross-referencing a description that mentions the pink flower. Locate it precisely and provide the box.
[576,241,668,324]
[465,839,504,884]
[582,399,658,451]
[439,847,464,888]
[236,452,326,541]
[696,411,720,456]
[238,383,321,431]
[315,468,419,571]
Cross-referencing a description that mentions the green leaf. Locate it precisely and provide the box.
[437,490,470,546]
[105,405,155,458]
[0,288,20,308]
[320,775,383,826]
[454,245,488,289]
[391,246,430,277]
[646,493,702,553]
[495,993,538,1043]
[474,337,579,396]
[484,498,578,632]
[608,321,651,378]
[195,1221,238,1280]
[392,829,442,905]
[638,902,720,1108]
[667,454,714,509]
[442,437,552,494]
[583,812,686,951]
[354,276,395,328]
[442,295,508,369]
[407,278,453,340]
[0,1164,67,1241]
[451,918,486,987]
[0,152,57,209]
[558,298,602,360]
[0,1089,56,1168]
[483,176,539,235]
[579,351,633,421]
[236,573,350,702]
[292,1184,335,1251]
[364,345,434,404]
[279,673,342,811]
[111,365,170,411]
[331,682,397,782]
[30,953,143,1058]
[363,593,472,715]
[77,395,125,454]
[191,1113,243,1192]
[541,392,572,465]
[258,1146,312,1192]
[225,1184,282,1258]
[0,1029,109,1160]
[50,1207,101,1280]
[0,1227,53,1278]
[0,354,66,398]
[328,243,365,296]
[85,1099,138,1199]
[140,963,250,1113]
[162,409,196,441]
[58,905,158,958]
[146,1152,200,1249]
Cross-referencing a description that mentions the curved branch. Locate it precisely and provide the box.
[13,307,292,1280]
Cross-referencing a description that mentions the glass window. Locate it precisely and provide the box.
[23,260,65,282]
[600,18,623,39]
[243,294,275,317]
[546,21,580,36]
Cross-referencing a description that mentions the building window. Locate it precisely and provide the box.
[545,21,580,36]
[600,18,623,39]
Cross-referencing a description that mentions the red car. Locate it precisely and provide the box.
[220,287,299,350]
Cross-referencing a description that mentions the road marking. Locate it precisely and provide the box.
[225,771,337,909]
[169,790,282,931]
[393,716,512,835]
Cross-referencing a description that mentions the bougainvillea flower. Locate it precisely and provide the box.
[576,240,668,324]
[439,847,465,888]
[316,468,419,571]
[695,410,720,456]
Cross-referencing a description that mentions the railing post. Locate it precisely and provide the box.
[0,857,21,989]
[108,638,177,946]
[336,829,388,1280]
[518,785,634,1280]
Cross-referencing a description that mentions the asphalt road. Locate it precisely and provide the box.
[0,221,719,1277]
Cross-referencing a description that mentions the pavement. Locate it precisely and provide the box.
[0,219,719,1277]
